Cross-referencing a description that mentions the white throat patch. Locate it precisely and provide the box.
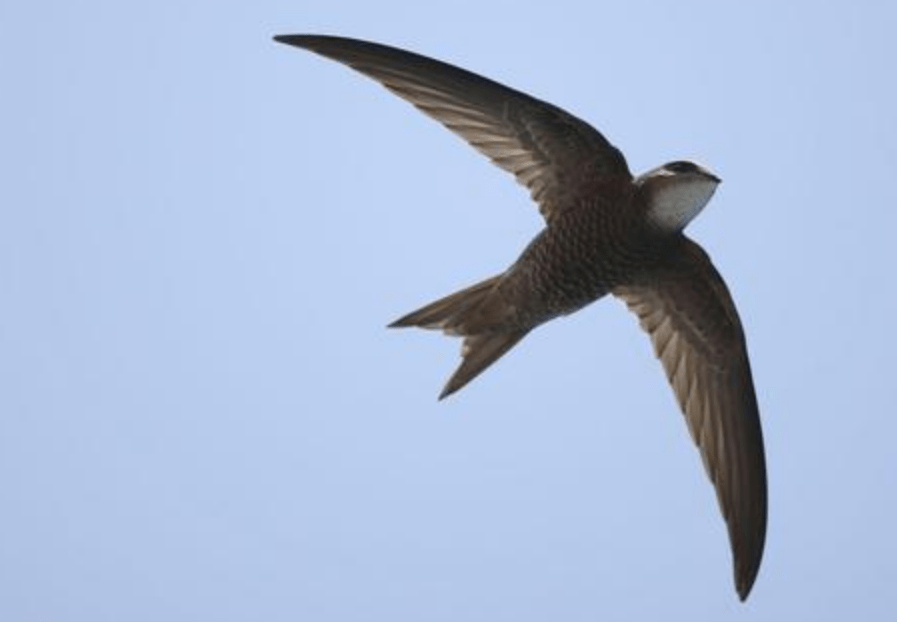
[647,177,718,233]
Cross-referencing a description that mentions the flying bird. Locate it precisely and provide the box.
[274,34,767,600]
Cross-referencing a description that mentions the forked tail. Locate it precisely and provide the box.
[389,275,529,399]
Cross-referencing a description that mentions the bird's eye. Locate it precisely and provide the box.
[666,161,698,174]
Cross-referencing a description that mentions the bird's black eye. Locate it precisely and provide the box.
[666,161,698,174]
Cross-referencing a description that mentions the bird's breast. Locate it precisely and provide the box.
[497,207,662,325]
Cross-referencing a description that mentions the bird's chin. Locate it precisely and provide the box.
[646,179,718,233]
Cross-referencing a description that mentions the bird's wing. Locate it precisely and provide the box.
[613,237,767,600]
[274,34,632,223]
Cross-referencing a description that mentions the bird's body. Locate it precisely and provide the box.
[275,34,767,601]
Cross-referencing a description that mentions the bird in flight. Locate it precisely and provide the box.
[274,34,767,601]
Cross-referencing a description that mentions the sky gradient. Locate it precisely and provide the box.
[2,1,896,620]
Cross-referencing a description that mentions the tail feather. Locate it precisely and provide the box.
[438,329,528,399]
[388,275,501,332]
[389,275,529,398]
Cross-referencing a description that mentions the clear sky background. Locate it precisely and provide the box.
[2,1,896,620]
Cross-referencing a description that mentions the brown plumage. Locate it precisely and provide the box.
[275,34,767,601]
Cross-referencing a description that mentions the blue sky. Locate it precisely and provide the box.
[2,1,896,620]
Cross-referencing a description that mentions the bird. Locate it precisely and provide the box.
[274,34,767,601]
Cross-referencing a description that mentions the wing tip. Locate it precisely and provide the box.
[273,34,312,47]
[733,523,766,601]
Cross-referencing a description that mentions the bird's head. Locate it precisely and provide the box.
[637,160,721,234]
